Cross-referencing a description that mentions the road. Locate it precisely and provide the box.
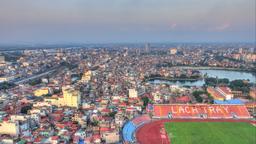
[13,57,113,85]
[14,68,57,85]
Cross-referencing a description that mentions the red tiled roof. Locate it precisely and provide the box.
[100,127,111,132]
[175,96,190,103]
[101,109,110,113]
[51,136,59,140]
[34,137,42,143]
[218,87,232,95]
[93,134,101,140]
[119,102,127,107]
[207,87,225,99]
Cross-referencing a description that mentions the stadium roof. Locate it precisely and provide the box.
[214,99,244,104]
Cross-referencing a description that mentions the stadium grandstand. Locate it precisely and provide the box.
[153,104,251,119]
[122,115,151,143]
[122,121,136,143]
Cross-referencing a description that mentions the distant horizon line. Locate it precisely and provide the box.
[0,41,255,46]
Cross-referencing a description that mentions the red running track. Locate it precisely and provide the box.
[136,119,256,144]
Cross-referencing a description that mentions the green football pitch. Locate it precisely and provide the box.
[165,122,256,144]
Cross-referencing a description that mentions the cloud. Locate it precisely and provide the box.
[214,23,231,31]
[169,23,177,30]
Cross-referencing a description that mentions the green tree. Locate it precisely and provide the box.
[192,90,205,103]
[0,82,16,90]
[21,105,32,114]
[229,80,250,93]
[141,96,150,108]
[108,111,117,118]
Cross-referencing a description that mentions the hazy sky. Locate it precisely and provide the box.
[0,0,255,44]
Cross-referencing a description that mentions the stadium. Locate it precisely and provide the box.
[122,104,256,144]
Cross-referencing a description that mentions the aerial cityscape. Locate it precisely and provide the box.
[0,0,255,144]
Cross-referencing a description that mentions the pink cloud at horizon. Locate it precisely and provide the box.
[215,23,231,31]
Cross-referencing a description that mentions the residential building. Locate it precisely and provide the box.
[45,86,81,108]
[128,89,138,98]
[81,70,92,82]
[249,87,256,99]
[170,48,177,55]
[0,121,19,136]
[34,88,50,97]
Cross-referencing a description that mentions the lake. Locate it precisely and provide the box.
[148,69,256,87]
[199,70,256,82]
